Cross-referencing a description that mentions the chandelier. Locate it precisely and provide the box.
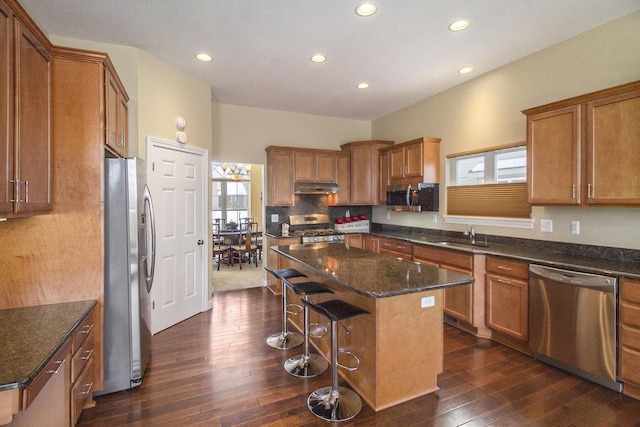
[220,163,252,180]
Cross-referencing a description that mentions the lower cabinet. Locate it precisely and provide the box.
[620,278,640,400]
[485,256,529,351]
[70,307,97,425]
[344,234,363,249]
[362,234,379,253]
[378,237,412,260]
[265,235,302,294]
[413,245,474,324]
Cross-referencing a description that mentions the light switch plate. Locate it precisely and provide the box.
[571,220,580,235]
[421,296,435,308]
[540,219,553,232]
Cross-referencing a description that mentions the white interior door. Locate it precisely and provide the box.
[146,136,209,334]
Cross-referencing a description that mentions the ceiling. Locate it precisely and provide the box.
[19,0,640,121]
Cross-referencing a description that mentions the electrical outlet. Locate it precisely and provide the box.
[432,214,438,224]
[270,214,279,223]
[540,219,553,232]
[387,212,391,220]
[571,220,580,235]
[421,296,435,308]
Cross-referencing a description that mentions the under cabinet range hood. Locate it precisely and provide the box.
[294,182,339,194]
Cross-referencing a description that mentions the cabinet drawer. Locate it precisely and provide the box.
[413,244,473,271]
[621,345,640,386]
[621,324,640,351]
[621,302,640,329]
[72,330,94,383]
[72,358,94,425]
[486,257,528,279]
[379,238,412,255]
[22,339,71,410]
[73,309,96,352]
[621,279,640,305]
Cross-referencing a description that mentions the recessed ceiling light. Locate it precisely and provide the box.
[458,67,474,74]
[448,19,470,32]
[356,82,370,89]
[196,53,213,62]
[310,54,327,63]
[356,2,377,17]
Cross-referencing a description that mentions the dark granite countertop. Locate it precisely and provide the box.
[273,243,474,298]
[370,231,640,280]
[0,300,97,392]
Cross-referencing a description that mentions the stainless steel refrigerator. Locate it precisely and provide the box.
[99,157,156,395]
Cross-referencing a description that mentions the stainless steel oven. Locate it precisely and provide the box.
[289,214,345,244]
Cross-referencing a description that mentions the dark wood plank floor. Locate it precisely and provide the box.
[78,287,640,426]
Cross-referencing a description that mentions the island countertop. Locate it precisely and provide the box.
[272,242,473,298]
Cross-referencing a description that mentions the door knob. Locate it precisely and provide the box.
[197,240,204,245]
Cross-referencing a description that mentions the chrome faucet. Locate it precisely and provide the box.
[464,225,476,244]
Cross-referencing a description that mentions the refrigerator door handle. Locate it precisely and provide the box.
[143,185,157,293]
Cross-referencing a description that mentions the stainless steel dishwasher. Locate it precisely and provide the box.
[529,264,622,392]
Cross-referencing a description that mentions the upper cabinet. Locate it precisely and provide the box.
[330,151,351,206]
[266,146,295,206]
[341,140,394,205]
[524,80,640,206]
[105,65,129,157]
[380,137,441,188]
[294,149,336,182]
[1,0,52,218]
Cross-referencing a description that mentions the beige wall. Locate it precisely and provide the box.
[210,103,371,166]
[371,11,640,250]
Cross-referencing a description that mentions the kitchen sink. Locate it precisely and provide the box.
[435,240,490,248]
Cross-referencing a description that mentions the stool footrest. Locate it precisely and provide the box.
[285,303,303,316]
[337,350,361,371]
[308,322,328,339]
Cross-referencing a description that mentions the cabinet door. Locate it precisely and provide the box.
[105,70,127,157]
[14,16,51,214]
[362,235,379,253]
[316,152,335,182]
[345,234,363,249]
[404,142,423,178]
[486,273,528,341]
[333,152,351,205]
[351,144,377,204]
[443,264,473,324]
[294,151,315,181]
[526,105,581,205]
[0,1,12,214]
[267,149,294,206]
[587,90,640,205]
[117,95,128,157]
[388,146,405,179]
[378,151,389,204]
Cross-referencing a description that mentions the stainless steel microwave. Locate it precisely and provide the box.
[386,183,439,212]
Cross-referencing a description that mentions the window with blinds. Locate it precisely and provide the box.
[446,143,531,218]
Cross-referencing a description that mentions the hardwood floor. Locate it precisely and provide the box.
[78,287,640,426]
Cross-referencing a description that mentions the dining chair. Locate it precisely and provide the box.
[249,221,263,261]
[212,223,228,271]
[230,229,259,269]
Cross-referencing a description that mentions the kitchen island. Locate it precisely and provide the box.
[272,243,474,411]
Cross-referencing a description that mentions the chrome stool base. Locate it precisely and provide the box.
[284,353,329,378]
[308,385,362,422]
[266,331,303,350]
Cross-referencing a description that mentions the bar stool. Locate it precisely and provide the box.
[283,281,334,378]
[264,267,307,349]
[302,299,369,422]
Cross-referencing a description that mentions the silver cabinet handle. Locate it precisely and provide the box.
[80,349,94,361]
[46,358,65,374]
[80,323,94,335]
[572,184,576,199]
[9,180,17,203]
[24,180,29,203]
[496,279,512,285]
[81,382,94,395]
[588,183,593,198]
[497,265,513,271]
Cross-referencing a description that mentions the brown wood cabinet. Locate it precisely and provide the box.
[413,245,473,324]
[294,149,335,182]
[380,137,440,187]
[105,70,129,157]
[620,278,640,400]
[70,307,97,425]
[330,151,351,206]
[362,234,379,253]
[378,150,389,204]
[340,140,394,205]
[265,235,302,293]
[378,237,412,260]
[265,147,294,206]
[344,233,363,249]
[0,0,52,218]
[524,80,640,206]
[485,256,529,346]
